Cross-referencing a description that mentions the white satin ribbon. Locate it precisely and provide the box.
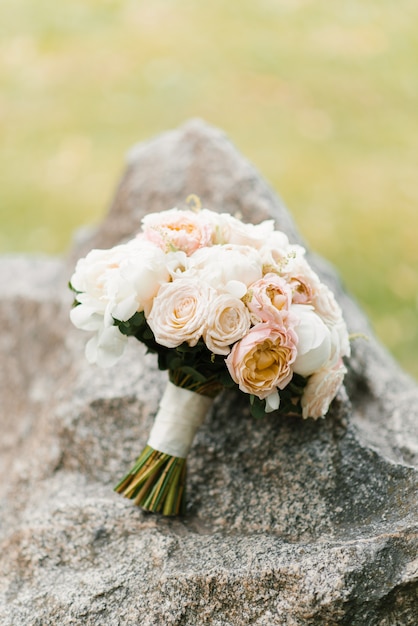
[147,382,214,458]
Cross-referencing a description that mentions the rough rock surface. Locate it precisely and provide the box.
[1,119,417,625]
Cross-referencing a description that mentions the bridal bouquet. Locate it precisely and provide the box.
[70,203,350,516]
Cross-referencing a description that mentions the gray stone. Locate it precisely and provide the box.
[0,119,417,625]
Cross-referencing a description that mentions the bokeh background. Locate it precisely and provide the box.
[1,0,417,379]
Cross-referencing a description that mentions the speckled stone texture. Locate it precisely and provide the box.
[1,120,417,626]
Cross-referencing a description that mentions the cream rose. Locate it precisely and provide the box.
[291,304,332,377]
[147,278,210,348]
[225,322,298,399]
[141,208,214,255]
[310,285,350,360]
[329,320,351,365]
[203,293,251,355]
[301,361,346,419]
[312,282,344,325]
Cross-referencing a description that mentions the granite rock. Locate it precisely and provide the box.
[0,120,417,625]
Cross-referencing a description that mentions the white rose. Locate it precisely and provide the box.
[188,244,263,298]
[291,304,332,377]
[147,277,210,348]
[301,362,346,419]
[203,293,251,355]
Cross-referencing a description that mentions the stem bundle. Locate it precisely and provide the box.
[114,445,187,516]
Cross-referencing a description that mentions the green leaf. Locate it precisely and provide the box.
[166,356,183,371]
[157,353,170,370]
[177,366,207,383]
[249,395,267,419]
[118,324,131,336]
[218,370,236,388]
[142,327,154,340]
[175,343,195,354]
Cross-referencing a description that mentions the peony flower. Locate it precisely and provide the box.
[301,361,347,419]
[116,240,181,317]
[265,390,280,413]
[70,239,178,367]
[147,277,210,348]
[70,299,104,332]
[188,244,263,298]
[213,213,275,248]
[70,244,128,311]
[291,304,332,377]
[70,240,172,325]
[225,322,298,399]
[85,326,128,368]
[203,293,252,355]
[141,208,214,255]
[259,232,292,270]
[245,273,292,324]
[69,244,132,342]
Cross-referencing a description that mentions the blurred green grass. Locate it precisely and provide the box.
[1,0,417,379]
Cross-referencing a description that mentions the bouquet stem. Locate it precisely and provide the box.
[114,445,187,516]
[114,380,215,516]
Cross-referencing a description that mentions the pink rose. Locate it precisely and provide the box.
[141,208,213,255]
[245,273,292,324]
[288,275,315,305]
[277,248,321,305]
[225,322,298,400]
